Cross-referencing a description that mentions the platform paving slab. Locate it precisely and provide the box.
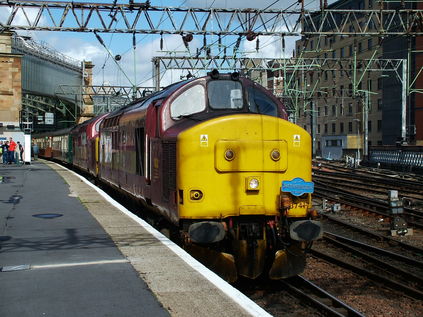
[0,162,169,317]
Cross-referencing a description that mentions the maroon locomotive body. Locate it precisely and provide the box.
[37,72,321,282]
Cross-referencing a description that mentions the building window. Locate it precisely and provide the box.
[377,140,382,145]
[324,71,328,81]
[377,77,382,90]
[318,124,321,134]
[325,106,328,116]
[318,107,321,117]
[348,103,353,115]
[340,122,344,133]
[340,47,345,58]
[377,120,382,131]
[332,123,336,134]
[310,40,314,50]
[326,139,342,147]
[332,105,336,116]
[349,44,353,57]
[324,124,328,134]
[332,50,336,58]
[377,99,382,111]
[340,104,344,116]
[304,125,307,130]
[368,38,372,49]
[367,79,372,91]
[368,120,372,132]
[348,121,353,133]
[358,42,362,53]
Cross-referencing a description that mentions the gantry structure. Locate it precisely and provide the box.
[1,0,423,146]
[1,0,423,36]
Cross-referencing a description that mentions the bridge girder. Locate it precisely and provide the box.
[1,1,423,36]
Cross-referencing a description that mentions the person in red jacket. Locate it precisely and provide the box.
[8,137,16,164]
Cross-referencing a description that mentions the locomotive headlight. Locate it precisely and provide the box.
[246,176,260,191]
[224,149,235,161]
[271,149,280,161]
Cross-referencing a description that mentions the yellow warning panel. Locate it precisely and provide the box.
[200,134,208,147]
[293,134,301,147]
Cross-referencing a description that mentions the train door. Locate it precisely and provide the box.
[145,100,161,184]
[135,127,144,176]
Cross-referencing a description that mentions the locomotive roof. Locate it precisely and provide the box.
[104,80,190,120]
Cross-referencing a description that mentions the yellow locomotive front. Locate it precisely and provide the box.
[173,73,322,282]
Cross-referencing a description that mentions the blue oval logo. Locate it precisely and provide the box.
[281,178,314,196]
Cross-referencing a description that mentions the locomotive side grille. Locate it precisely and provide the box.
[162,141,177,202]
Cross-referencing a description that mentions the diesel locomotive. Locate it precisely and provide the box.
[34,71,322,282]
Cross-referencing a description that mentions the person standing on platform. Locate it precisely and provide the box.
[32,142,39,160]
[2,141,9,164]
[8,137,16,164]
[0,141,3,164]
[17,141,24,163]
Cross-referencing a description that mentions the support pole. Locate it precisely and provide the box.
[311,100,317,157]
[402,58,407,141]
[152,58,160,92]
[363,91,369,159]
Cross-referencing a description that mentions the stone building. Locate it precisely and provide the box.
[0,32,23,143]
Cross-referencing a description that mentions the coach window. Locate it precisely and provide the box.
[171,84,206,119]
[247,87,278,117]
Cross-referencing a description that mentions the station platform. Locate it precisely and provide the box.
[0,161,270,317]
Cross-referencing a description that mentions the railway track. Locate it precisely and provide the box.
[313,161,423,183]
[314,182,423,229]
[313,173,423,204]
[321,213,423,258]
[281,276,365,317]
[314,233,423,296]
[310,248,423,300]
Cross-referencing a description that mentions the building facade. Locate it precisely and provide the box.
[288,0,421,159]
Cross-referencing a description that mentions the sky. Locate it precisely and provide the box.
[0,0,336,88]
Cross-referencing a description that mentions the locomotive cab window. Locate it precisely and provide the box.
[208,80,243,109]
[247,87,278,117]
[171,84,206,119]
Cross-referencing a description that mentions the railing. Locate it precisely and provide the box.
[368,146,423,173]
